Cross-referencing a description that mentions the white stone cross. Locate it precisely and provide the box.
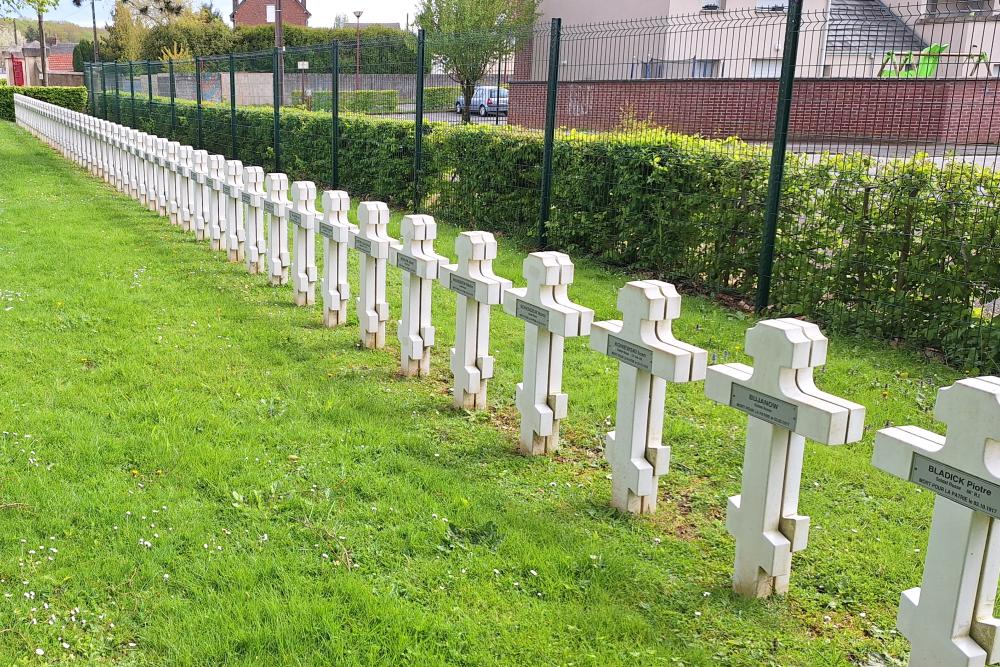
[264,173,290,286]
[705,318,865,598]
[206,155,227,252]
[874,376,1000,667]
[318,190,355,328]
[223,160,245,262]
[165,141,181,225]
[503,252,594,456]
[176,145,194,232]
[242,166,267,275]
[190,150,209,241]
[389,214,447,376]
[590,280,707,514]
[350,201,392,349]
[167,141,184,226]
[111,124,125,191]
[127,129,143,201]
[289,181,318,306]
[146,136,162,214]
[133,131,148,206]
[439,231,511,410]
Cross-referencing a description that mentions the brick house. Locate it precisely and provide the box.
[507,0,1000,143]
[231,0,310,28]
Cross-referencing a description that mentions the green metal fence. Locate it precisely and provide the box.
[82,1,1000,370]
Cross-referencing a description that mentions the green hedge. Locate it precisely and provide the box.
[98,93,419,206]
[86,92,1000,368]
[426,124,1000,368]
[1,86,88,122]
[424,86,461,111]
[292,90,399,114]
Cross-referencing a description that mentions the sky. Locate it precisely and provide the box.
[22,0,418,29]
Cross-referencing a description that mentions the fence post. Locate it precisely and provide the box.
[273,47,282,173]
[229,52,238,159]
[100,62,107,119]
[114,62,122,123]
[331,41,339,188]
[168,59,177,134]
[413,29,426,211]
[538,18,562,249]
[754,0,803,313]
[195,56,204,149]
[86,63,95,114]
[146,60,153,102]
[129,60,136,126]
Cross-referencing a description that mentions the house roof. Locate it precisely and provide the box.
[234,0,311,18]
[826,0,925,54]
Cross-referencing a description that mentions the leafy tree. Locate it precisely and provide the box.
[124,0,187,26]
[416,0,539,123]
[8,0,61,84]
[139,8,230,60]
[103,0,146,61]
[72,37,93,70]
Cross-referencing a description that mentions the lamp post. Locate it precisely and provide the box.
[353,10,363,91]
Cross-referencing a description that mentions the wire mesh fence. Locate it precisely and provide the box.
[82,1,1000,369]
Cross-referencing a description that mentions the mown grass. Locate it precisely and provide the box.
[0,120,960,666]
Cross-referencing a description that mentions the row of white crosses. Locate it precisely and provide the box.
[23,96,996,665]
[10,94,865,597]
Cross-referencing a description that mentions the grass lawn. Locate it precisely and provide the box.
[0,120,961,666]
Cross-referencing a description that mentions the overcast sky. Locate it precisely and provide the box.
[24,0,419,29]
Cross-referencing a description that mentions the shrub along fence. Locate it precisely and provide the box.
[0,86,88,122]
[74,5,1000,371]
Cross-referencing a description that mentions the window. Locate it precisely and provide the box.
[757,0,788,10]
[750,58,783,78]
[993,63,1000,78]
[691,59,720,78]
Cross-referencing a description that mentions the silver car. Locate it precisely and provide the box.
[455,86,509,117]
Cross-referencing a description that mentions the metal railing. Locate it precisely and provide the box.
[81,2,1000,369]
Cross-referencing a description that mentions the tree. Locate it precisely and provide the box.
[127,0,186,25]
[416,0,539,123]
[72,37,93,70]
[103,0,146,61]
[16,0,61,85]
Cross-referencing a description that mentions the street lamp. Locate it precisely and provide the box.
[353,10,363,91]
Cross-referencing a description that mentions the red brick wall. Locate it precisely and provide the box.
[234,0,309,27]
[508,78,1000,144]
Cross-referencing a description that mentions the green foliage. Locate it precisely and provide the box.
[340,89,399,113]
[417,0,538,122]
[423,85,461,110]
[2,118,967,665]
[79,90,1000,368]
[5,17,106,44]
[0,85,87,121]
[102,0,147,62]
[291,89,400,114]
[140,15,232,59]
[97,92,418,206]
[73,39,94,73]
[232,24,417,72]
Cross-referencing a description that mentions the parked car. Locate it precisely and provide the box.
[455,86,509,116]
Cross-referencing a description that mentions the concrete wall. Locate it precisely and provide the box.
[508,77,1000,143]
[112,71,462,107]
[48,71,84,86]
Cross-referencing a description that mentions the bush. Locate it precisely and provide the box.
[80,91,1000,368]
[424,86,461,111]
[292,90,399,114]
[1,86,88,122]
[96,92,419,206]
